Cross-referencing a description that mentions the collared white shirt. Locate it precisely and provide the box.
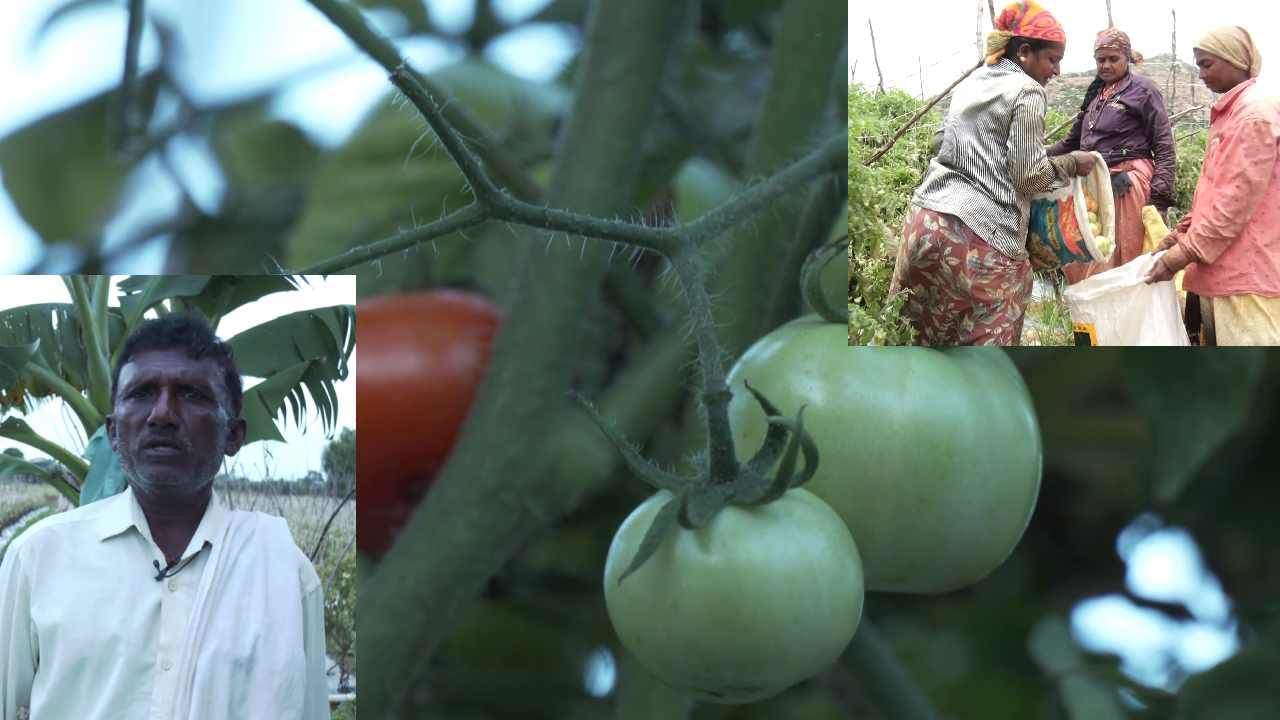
[0,487,330,720]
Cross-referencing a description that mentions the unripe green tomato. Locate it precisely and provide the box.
[603,488,864,704]
[726,316,1042,594]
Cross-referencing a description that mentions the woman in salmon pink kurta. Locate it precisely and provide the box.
[1146,27,1280,345]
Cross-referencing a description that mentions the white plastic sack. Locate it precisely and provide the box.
[1063,252,1189,346]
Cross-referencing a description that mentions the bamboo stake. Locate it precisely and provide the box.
[1169,105,1205,124]
[864,61,982,167]
[918,56,925,99]
[869,19,885,94]
[987,0,996,27]
[1105,0,1113,28]
[976,0,984,59]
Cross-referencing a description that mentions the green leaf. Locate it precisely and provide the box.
[0,72,160,246]
[240,362,308,444]
[0,337,40,390]
[616,493,682,585]
[1176,623,1280,720]
[165,109,318,272]
[115,275,301,331]
[0,452,58,484]
[227,305,355,438]
[1123,351,1265,503]
[115,276,213,329]
[0,302,126,416]
[1028,616,1126,720]
[79,424,126,506]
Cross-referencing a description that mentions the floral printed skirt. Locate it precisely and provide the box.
[889,206,1033,346]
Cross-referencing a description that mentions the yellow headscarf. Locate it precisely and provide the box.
[1194,26,1262,79]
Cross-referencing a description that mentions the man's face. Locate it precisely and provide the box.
[107,349,246,501]
[1194,48,1250,94]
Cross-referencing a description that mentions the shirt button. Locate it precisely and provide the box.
[167,580,177,592]
[162,659,173,671]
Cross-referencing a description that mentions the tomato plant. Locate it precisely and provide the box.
[726,316,1042,594]
[603,488,864,704]
[356,290,500,556]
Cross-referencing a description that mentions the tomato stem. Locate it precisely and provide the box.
[669,253,739,485]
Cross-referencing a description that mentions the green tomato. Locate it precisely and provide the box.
[603,488,864,704]
[726,316,1042,594]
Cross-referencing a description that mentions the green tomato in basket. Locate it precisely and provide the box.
[726,316,1042,594]
[603,488,864,704]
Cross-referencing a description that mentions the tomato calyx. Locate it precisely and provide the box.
[800,236,847,324]
[574,381,819,584]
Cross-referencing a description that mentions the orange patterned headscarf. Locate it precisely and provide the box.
[985,1,1067,65]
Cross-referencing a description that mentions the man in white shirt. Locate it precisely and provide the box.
[0,313,330,719]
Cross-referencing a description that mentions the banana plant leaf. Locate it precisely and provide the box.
[79,424,125,506]
[0,303,126,423]
[227,305,355,440]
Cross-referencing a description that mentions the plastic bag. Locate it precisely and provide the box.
[1027,151,1116,268]
[1063,251,1189,346]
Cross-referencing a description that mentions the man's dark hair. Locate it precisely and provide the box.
[110,313,243,418]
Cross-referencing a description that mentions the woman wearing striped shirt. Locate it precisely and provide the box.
[890,1,1095,345]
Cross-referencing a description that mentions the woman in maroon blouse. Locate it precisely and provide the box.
[1049,28,1177,283]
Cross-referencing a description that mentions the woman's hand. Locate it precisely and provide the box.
[1143,255,1176,284]
[1070,151,1096,177]
[1155,230,1180,253]
[1143,246,1194,284]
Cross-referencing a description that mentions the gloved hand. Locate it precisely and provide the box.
[1069,151,1095,177]
[1111,171,1133,199]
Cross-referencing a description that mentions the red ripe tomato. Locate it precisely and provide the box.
[357,290,500,556]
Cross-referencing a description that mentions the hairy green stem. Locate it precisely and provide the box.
[116,0,147,155]
[843,620,942,720]
[295,133,843,275]
[669,252,736,483]
[305,0,539,199]
[297,202,487,275]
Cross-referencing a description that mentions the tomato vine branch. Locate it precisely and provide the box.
[116,0,147,156]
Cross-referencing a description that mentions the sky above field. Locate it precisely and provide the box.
[0,0,570,272]
[850,0,1280,98]
[0,275,357,481]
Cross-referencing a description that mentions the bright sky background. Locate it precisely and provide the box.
[0,0,570,272]
[0,275,357,481]
[850,0,1280,97]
